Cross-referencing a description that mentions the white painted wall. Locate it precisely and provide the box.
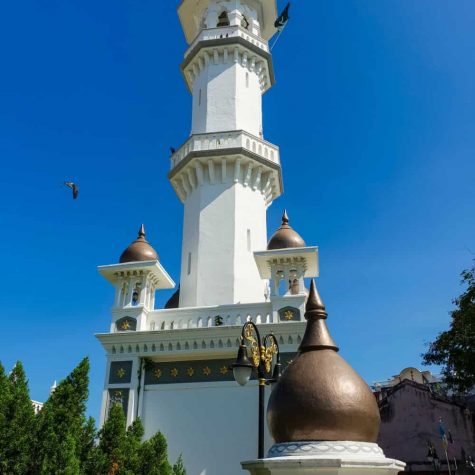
[141,381,273,475]
[191,57,262,137]
[179,173,267,308]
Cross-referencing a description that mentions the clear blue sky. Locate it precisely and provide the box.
[0,1,474,420]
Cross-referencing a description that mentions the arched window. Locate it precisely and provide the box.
[241,15,250,30]
[217,11,230,27]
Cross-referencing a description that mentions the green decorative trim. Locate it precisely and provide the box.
[278,306,301,322]
[116,316,137,332]
[109,361,133,384]
[108,388,130,417]
[145,353,296,385]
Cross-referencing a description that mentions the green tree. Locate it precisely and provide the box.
[123,419,145,474]
[33,358,90,474]
[173,455,186,475]
[423,262,475,393]
[0,362,10,472]
[96,403,128,475]
[0,361,36,475]
[78,417,97,475]
[138,431,172,475]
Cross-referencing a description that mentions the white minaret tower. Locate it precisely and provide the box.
[171,0,282,308]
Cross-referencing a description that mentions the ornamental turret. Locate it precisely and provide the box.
[171,0,283,308]
[98,225,175,332]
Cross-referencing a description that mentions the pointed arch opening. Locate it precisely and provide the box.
[217,11,230,27]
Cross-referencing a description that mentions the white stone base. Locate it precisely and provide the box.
[241,441,405,475]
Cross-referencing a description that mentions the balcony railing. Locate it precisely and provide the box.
[147,302,274,332]
[185,25,269,58]
[170,130,280,170]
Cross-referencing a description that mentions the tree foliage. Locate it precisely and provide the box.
[0,361,36,475]
[33,357,90,474]
[0,358,186,474]
[173,455,187,475]
[422,262,475,393]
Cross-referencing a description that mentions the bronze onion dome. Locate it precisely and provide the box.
[267,210,306,250]
[267,279,380,443]
[119,225,159,263]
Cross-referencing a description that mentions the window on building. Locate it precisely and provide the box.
[187,252,192,275]
[241,15,250,30]
[198,88,202,106]
[247,229,251,251]
[217,11,230,27]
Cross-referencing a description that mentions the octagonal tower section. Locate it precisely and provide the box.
[171,0,282,308]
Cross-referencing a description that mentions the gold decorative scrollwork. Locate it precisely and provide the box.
[244,325,260,368]
[263,340,278,373]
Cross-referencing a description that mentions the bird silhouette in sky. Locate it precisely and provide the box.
[64,181,79,200]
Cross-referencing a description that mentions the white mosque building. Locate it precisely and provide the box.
[96,2,319,474]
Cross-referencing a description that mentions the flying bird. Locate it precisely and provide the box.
[64,181,79,200]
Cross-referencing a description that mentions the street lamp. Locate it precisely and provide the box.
[232,321,281,459]
[427,441,440,475]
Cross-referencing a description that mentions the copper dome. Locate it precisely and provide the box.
[267,211,306,250]
[267,280,380,443]
[119,225,159,263]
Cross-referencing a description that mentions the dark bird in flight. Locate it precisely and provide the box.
[170,147,176,155]
[64,181,79,200]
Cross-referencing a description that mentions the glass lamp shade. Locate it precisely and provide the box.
[268,361,282,384]
[233,365,253,386]
[232,344,253,386]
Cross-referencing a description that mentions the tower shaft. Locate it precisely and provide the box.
[173,0,282,307]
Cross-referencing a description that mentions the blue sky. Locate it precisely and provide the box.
[0,1,474,420]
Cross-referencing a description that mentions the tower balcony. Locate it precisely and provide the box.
[170,130,279,169]
[184,25,269,59]
[168,130,283,205]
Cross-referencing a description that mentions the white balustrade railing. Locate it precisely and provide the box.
[146,302,274,332]
[170,130,279,170]
[185,26,269,58]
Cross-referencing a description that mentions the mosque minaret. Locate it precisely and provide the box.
[97,2,319,475]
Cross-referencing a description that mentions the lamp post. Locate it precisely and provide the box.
[232,321,281,459]
[427,441,440,475]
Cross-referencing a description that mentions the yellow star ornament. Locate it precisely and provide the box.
[116,368,126,379]
[284,310,294,321]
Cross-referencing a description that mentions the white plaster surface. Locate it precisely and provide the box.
[191,58,263,137]
[179,178,268,308]
[141,381,274,475]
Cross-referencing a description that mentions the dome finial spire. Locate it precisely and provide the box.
[282,209,289,225]
[138,224,146,239]
[300,279,338,352]
[305,279,327,317]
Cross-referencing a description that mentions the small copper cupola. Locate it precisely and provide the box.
[267,211,306,250]
[267,280,380,443]
[119,225,159,263]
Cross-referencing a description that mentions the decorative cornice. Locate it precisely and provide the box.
[96,322,306,359]
[181,36,275,93]
[268,441,385,459]
[143,353,296,385]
